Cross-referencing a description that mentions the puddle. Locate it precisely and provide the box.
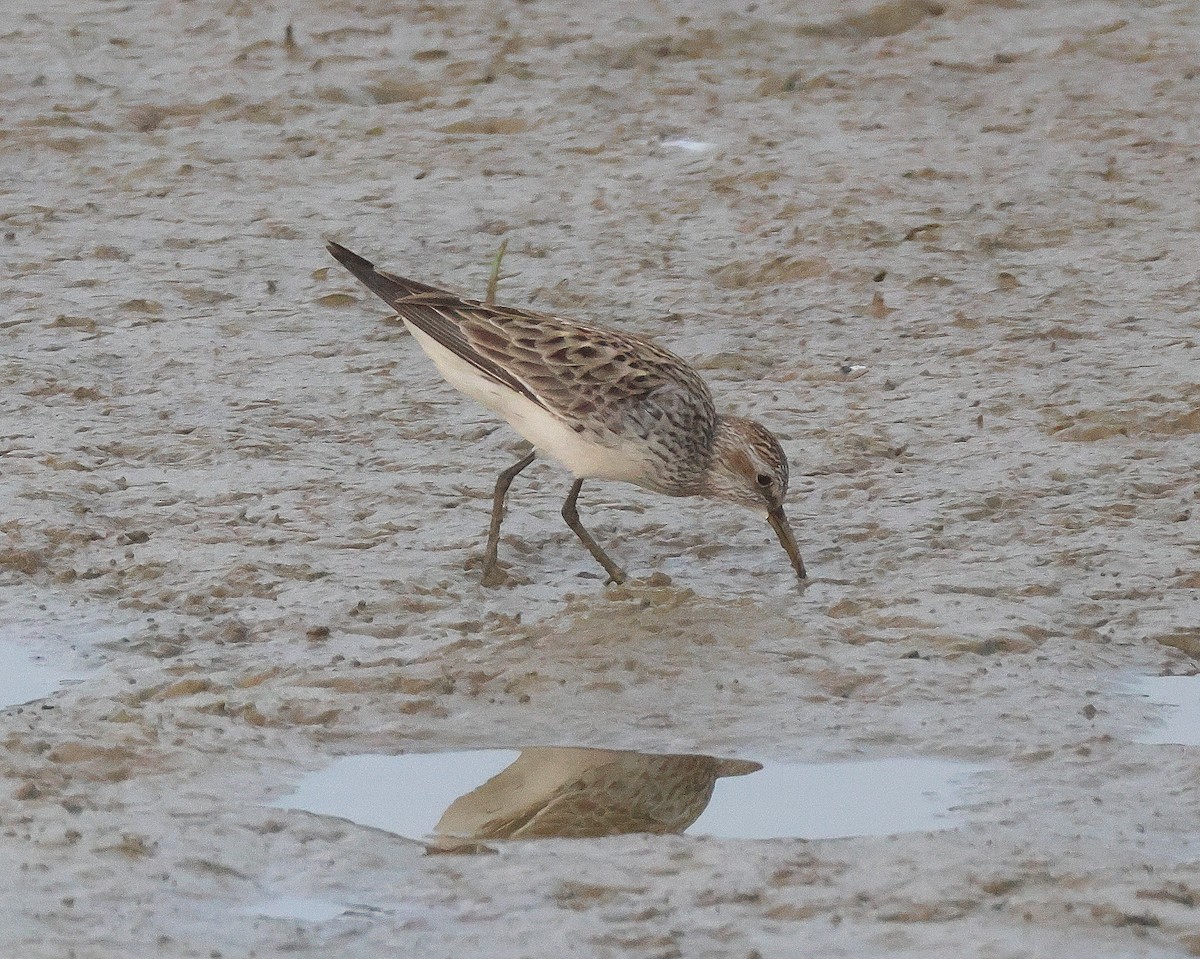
[663,138,715,153]
[0,599,129,708]
[244,896,347,922]
[242,894,467,924]
[1129,676,1200,746]
[0,639,94,709]
[273,748,978,847]
[689,756,975,840]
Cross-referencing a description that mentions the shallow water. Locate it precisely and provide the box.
[241,894,468,925]
[5,0,1199,953]
[1129,676,1200,746]
[688,756,977,840]
[243,896,347,922]
[0,638,93,709]
[272,747,980,844]
[0,600,124,709]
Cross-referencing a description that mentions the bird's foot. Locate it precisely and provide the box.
[481,564,513,588]
[604,567,628,586]
[467,553,525,588]
[603,573,695,607]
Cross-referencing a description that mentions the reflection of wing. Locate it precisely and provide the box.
[434,748,625,838]
[504,753,728,838]
[434,747,761,843]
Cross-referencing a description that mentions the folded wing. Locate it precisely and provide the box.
[326,241,716,447]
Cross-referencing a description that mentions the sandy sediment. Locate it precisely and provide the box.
[1,0,1198,956]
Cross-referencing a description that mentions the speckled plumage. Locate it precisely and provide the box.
[432,748,763,843]
[327,241,807,584]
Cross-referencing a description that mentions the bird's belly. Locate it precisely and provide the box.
[406,323,649,482]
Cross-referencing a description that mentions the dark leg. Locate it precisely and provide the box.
[480,450,536,587]
[561,480,627,584]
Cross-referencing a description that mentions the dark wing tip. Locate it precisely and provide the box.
[324,239,454,304]
[326,239,374,274]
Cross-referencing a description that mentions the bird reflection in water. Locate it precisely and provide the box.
[427,747,761,854]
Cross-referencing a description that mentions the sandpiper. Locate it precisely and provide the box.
[326,241,806,586]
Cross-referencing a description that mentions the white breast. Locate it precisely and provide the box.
[405,323,650,483]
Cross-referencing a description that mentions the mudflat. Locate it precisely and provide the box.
[1,1,1197,956]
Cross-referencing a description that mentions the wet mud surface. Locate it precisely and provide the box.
[2,0,1199,956]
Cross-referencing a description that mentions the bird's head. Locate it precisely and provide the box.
[703,416,807,580]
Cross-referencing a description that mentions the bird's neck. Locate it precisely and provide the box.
[694,416,750,499]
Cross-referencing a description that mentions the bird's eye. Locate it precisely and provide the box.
[756,474,772,487]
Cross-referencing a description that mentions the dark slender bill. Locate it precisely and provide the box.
[767,508,807,581]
